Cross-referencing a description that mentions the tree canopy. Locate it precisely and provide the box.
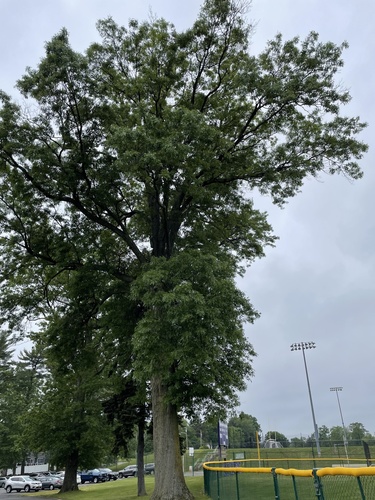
[0,0,367,498]
[229,411,261,448]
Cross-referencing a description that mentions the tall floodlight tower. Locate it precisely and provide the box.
[330,387,349,463]
[291,341,321,457]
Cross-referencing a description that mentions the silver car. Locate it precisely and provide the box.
[4,475,42,493]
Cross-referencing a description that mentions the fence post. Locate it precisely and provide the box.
[312,469,325,500]
[204,469,209,497]
[356,477,366,500]
[271,467,280,500]
[292,475,299,500]
[216,470,220,500]
[235,471,240,500]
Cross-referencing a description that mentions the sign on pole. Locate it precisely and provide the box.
[218,421,228,447]
[218,421,228,459]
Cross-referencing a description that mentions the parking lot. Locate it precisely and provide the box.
[0,491,45,499]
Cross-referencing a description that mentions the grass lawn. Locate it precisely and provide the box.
[22,447,375,500]
[25,476,210,499]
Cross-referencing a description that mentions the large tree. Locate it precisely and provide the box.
[0,0,367,498]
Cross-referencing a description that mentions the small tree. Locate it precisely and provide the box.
[0,345,48,473]
[26,270,121,492]
[348,422,369,444]
[330,425,344,443]
[265,431,290,447]
[13,347,48,474]
[229,412,261,448]
[319,425,331,446]
[290,437,306,448]
[103,376,150,497]
[0,333,18,471]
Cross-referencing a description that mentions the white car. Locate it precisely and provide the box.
[4,475,42,493]
[55,471,81,484]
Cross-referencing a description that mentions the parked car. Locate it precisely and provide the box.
[55,471,82,484]
[0,476,7,488]
[38,475,63,490]
[119,465,138,478]
[144,463,155,475]
[4,475,42,493]
[98,468,119,480]
[30,471,62,478]
[80,468,108,483]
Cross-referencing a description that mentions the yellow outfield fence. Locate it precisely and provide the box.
[203,459,375,499]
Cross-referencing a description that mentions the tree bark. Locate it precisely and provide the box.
[60,449,79,492]
[150,376,194,500]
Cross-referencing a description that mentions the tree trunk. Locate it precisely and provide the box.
[137,411,147,496]
[60,449,79,492]
[150,376,194,500]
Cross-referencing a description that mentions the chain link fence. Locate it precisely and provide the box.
[204,460,375,499]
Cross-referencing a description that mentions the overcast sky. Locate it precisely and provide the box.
[1,0,373,440]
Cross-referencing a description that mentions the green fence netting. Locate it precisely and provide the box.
[203,460,375,500]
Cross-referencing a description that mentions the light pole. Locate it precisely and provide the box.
[291,342,321,457]
[330,387,349,463]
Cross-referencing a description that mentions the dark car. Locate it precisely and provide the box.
[118,465,138,478]
[80,468,108,483]
[38,475,63,490]
[98,468,119,480]
[144,463,155,475]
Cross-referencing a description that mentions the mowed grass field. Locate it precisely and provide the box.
[25,476,209,500]
[23,445,375,499]
[25,472,375,500]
